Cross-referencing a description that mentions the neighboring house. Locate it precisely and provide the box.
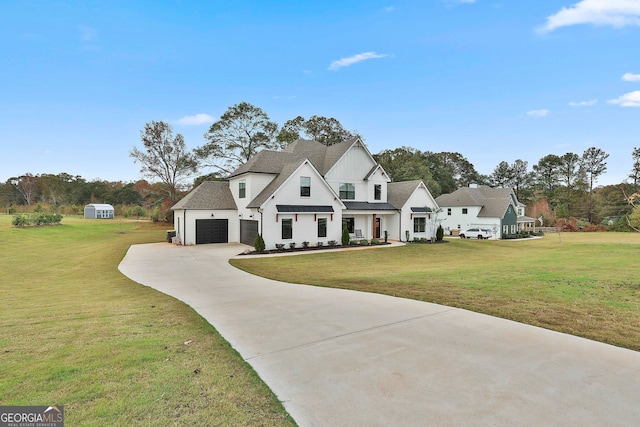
[84,203,114,219]
[172,137,439,248]
[435,184,527,239]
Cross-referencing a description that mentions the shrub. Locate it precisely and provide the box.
[302,241,309,249]
[328,240,337,247]
[341,227,350,246]
[436,225,444,241]
[254,234,266,253]
[275,243,285,251]
[371,238,380,245]
[317,241,323,248]
[12,214,28,227]
[289,242,296,249]
[359,239,369,246]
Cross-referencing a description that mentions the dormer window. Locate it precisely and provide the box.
[300,176,311,197]
[239,180,246,199]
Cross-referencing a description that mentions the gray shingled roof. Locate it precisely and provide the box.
[435,186,516,218]
[171,181,237,210]
[387,180,423,210]
[246,160,307,208]
[229,138,360,179]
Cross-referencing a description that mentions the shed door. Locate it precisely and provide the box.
[240,220,259,246]
[196,219,228,244]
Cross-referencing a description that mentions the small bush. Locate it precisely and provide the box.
[302,241,309,249]
[254,234,266,253]
[275,243,285,251]
[436,225,444,241]
[289,242,296,249]
[12,213,63,227]
[359,239,369,246]
[328,240,337,247]
[317,241,324,248]
[371,238,380,245]
[341,227,350,246]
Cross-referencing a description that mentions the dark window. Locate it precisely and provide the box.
[339,183,355,200]
[414,217,426,233]
[282,219,292,239]
[239,180,246,199]
[318,218,327,238]
[462,208,468,214]
[300,176,311,197]
[374,184,382,200]
[447,208,452,216]
[342,217,354,233]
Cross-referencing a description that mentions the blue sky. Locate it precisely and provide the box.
[1,0,639,186]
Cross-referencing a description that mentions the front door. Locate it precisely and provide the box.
[374,217,381,239]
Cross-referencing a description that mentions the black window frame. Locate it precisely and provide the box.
[462,208,468,214]
[239,180,246,199]
[342,217,355,233]
[300,176,311,197]
[339,183,355,200]
[282,218,293,239]
[374,184,382,200]
[318,217,327,238]
[413,217,426,233]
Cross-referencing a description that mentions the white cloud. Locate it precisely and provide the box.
[329,52,388,71]
[607,90,640,107]
[527,109,550,117]
[569,99,597,106]
[384,6,395,12]
[538,0,640,33]
[622,72,640,81]
[177,114,215,125]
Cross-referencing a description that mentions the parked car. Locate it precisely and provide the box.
[459,228,492,239]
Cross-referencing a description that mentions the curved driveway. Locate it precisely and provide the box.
[119,243,640,426]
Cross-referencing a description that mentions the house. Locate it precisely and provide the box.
[172,137,439,248]
[84,203,114,219]
[435,184,529,239]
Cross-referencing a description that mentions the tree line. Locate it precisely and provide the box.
[4,101,639,230]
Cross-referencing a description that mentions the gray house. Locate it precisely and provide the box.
[84,203,115,219]
[435,185,523,239]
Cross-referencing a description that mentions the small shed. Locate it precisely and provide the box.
[84,203,115,219]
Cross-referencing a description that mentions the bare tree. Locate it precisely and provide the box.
[9,173,38,205]
[130,121,199,202]
[582,147,609,223]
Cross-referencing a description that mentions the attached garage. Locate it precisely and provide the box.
[196,219,229,244]
[171,181,239,245]
[240,220,258,246]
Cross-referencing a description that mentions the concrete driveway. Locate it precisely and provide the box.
[118,243,640,426]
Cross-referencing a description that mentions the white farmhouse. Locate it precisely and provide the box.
[172,137,439,248]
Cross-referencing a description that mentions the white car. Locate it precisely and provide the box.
[459,228,492,239]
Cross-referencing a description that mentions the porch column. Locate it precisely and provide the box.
[372,213,377,239]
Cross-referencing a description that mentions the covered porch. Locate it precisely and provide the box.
[342,202,398,241]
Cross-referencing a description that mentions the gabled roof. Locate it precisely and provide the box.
[387,180,425,210]
[435,186,517,219]
[246,160,306,208]
[228,137,368,179]
[171,181,237,210]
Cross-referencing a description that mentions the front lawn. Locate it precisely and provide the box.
[0,215,294,426]
[231,233,640,351]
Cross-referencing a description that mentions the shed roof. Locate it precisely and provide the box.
[171,181,237,210]
[85,204,114,210]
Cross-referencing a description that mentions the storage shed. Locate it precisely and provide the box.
[84,203,115,219]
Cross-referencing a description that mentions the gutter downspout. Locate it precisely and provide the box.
[184,210,186,245]
[398,209,402,242]
[258,208,263,236]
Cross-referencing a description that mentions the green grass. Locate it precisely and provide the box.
[0,215,295,426]
[231,233,640,352]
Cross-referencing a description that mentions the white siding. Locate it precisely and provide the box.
[259,162,343,249]
[229,173,276,213]
[394,185,439,241]
[367,168,389,203]
[173,209,239,245]
[325,144,376,201]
